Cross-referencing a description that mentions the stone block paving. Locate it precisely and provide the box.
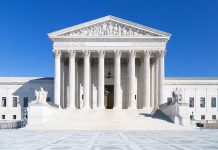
[0,130,218,150]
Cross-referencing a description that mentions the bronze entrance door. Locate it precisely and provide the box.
[104,85,114,109]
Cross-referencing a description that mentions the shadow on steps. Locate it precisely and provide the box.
[139,109,173,123]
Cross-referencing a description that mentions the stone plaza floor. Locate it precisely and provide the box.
[0,130,218,150]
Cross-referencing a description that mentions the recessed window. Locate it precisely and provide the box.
[12,115,16,120]
[212,115,216,120]
[1,115,5,120]
[211,97,216,108]
[200,97,205,107]
[201,115,205,120]
[23,97,28,107]
[13,97,18,107]
[1,97,6,107]
[46,97,51,102]
[167,97,172,103]
[24,115,28,120]
[189,97,194,107]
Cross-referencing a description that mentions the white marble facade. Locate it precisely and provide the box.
[49,15,169,109]
[0,16,218,121]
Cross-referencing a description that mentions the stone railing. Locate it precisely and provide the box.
[0,120,27,129]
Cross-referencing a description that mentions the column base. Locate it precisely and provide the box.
[67,106,77,109]
[127,106,137,110]
[96,106,105,109]
[113,106,122,109]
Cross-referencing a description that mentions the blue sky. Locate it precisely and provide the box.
[0,0,217,77]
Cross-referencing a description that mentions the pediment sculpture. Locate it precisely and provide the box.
[59,21,159,37]
[34,87,48,104]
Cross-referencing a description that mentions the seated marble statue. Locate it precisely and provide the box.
[34,87,48,104]
[172,88,185,103]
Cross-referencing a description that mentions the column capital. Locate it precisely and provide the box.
[144,50,151,57]
[53,50,62,58]
[98,50,105,58]
[83,50,90,58]
[128,50,136,58]
[114,50,121,57]
[156,57,160,63]
[68,50,76,58]
[158,50,166,57]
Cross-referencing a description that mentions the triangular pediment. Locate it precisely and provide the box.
[48,15,171,38]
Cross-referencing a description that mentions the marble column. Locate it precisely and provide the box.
[54,50,62,107]
[83,50,90,109]
[150,59,155,108]
[98,50,105,109]
[128,50,136,109]
[68,50,76,108]
[114,50,122,109]
[155,57,159,107]
[143,50,151,108]
[158,51,165,105]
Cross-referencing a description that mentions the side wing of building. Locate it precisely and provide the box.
[0,77,54,120]
[165,78,218,120]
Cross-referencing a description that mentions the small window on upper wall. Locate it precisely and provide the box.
[212,115,216,120]
[12,115,16,120]
[1,97,6,107]
[200,97,205,107]
[13,97,18,107]
[23,97,28,107]
[201,115,205,120]
[1,115,5,120]
[189,97,194,107]
[211,97,216,108]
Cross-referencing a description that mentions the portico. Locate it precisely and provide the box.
[48,15,171,109]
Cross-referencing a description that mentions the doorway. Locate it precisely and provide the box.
[104,85,114,109]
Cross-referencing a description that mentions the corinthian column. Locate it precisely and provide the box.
[83,50,90,109]
[155,57,159,107]
[68,50,76,109]
[158,50,166,105]
[114,50,121,109]
[128,50,136,109]
[54,50,62,107]
[143,50,151,108]
[98,50,105,109]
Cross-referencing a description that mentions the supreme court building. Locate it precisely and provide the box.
[0,16,218,124]
[48,15,170,109]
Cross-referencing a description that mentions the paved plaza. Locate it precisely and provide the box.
[0,130,218,150]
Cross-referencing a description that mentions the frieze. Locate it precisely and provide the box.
[53,42,166,48]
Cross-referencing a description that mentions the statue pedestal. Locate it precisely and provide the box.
[174,102,190,126]
[28,102,58,126]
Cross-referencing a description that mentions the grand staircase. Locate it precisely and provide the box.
[26,108,192,130]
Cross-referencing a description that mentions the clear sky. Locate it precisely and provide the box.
[0,0,217,77]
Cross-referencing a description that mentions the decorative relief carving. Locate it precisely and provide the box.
[53,50,62,58]
[68,50,76,58]
[114,50,121,57]
[98,50,105,58]
[59,21,159,37]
